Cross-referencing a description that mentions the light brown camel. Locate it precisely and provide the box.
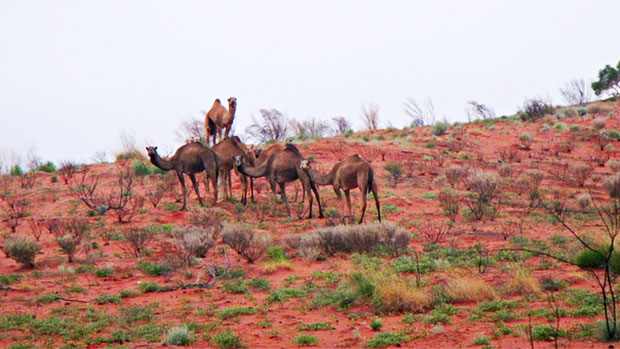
[146,142,219,210]
[300,154,381,224]
[212,136,255,205]
[205,97,237,145]
[234,143,324,219]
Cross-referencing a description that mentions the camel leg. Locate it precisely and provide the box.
[189,173,203,207]
[279,182,291,217]
[344,189,353,222]
[334,187,346,219]
[240,174,248,205]
[371,181,380,222]
[309,180,323,219]
[177,172,188,210]
[359,187,368,224]
[250,178,255,202]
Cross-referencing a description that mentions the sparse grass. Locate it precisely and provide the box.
[366,332,407,348]
[295,322,335,331]
[213,329,245,348]
[166,325,194,346]
[94,293,122,304]
[502,269,540,296]
[138,281,173,293]
[247,278,271,291]
[217,306,256,320]
[445,276,496,302]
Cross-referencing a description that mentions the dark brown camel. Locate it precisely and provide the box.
[300,154,380,223]
[146,142,219,210]
[212,136,255,205]
[205,97,236,145]
[234,143,324,219]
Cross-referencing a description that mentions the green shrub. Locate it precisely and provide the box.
[136,261,174,276]
[138,282,172,293]
[212,329,245,348]
[4,237,41,268]
[366,333,406,348]
[216,306,256,320]
[531,324,567,341]
[37,161,56,173]
[37,292,62,304]
[384,163,404,188]
[370,317,383,331]
[95,294,122,304]
[166,325,193,346]
[433,122,449,136]
[473,335,490,345]
[554,122,567,132]
[132,160,152,176]
[519,97,553,121]
[539,277,568,292]
[294,334,318,346]
[267,288,307,303]
[295,322,335,331]
[0,274,23,285]
[10,165,24,176]
[221,278,248,294]
[95,268,114,278]
[247,278,271,291]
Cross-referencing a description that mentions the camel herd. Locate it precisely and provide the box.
[146,97,381,223]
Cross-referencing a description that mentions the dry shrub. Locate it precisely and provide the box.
[445,277,496,302]
[3,236,41,268]
[120,228,154,258]
[144,173,176,207]
[502,268,540,296]
[419,222,452,244]
[171,227,215,266]
[576,192,592,210]
[188,207,229,240]
[305,222,410,257]
[603,173,620,199]
[465,170,501,220]
[444,165,469,188]
[1,193,31,232]
[498,145,521,163]
[431,175,447,188]
[608,160,620,174]
[222,223,272,263]
[26,218,45,241]
[569,163,592,187]
[298,234,322,262]
[356,145,381,164]
[368,270,430,313]
[523,169,544,191]
[592,117,606,130]
[58,161,80,185]
[497,163,515,178]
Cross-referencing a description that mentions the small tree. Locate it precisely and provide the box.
[3,237,41,268]
[560,78,592,105]
[465,100,496,121]
[384,163,404,188]
[465,170,501,220]
[331,116,352,135]
[519,97,554,121]
[404,97,435,126]
[293,118,330,139]
[360,103,380,132]
[246,108,291,143]
[592,60,620,97]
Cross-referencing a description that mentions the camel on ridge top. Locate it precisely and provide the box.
[205,97,236,145]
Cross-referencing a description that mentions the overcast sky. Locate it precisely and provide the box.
[1,1,619,167]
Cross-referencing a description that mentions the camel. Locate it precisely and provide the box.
[300,154,381,224]
[212,136,255,205]
[233,143,324,219]
[205,97,237,145]
[146,142,219,210]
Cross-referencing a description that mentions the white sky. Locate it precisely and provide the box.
[1,1,619,166]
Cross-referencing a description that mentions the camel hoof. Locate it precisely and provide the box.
[318,214,324,219]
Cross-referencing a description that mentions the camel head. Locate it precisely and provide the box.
[145,146,158,157]
[228,97,237,109]
[299,159,312,170]
[233,155,244,168]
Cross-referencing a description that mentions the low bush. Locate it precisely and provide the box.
[366,332,407,348]
[293,334,318,346]
[222,224,272,263]
[166,325,193,346]
[212,329,245,348]
[171,226,215,266]
[3,237,41,268]
[433,122,449,136]
[445,277,496,302]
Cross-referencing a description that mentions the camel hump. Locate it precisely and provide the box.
[213,99,221,105]
[284,143,302,156]
[350,154,364,162]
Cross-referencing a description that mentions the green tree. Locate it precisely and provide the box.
[592,60,620,97]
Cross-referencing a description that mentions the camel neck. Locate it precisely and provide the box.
[237,162,267,178]
[149,154,174,171]
[307,168,332,185]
